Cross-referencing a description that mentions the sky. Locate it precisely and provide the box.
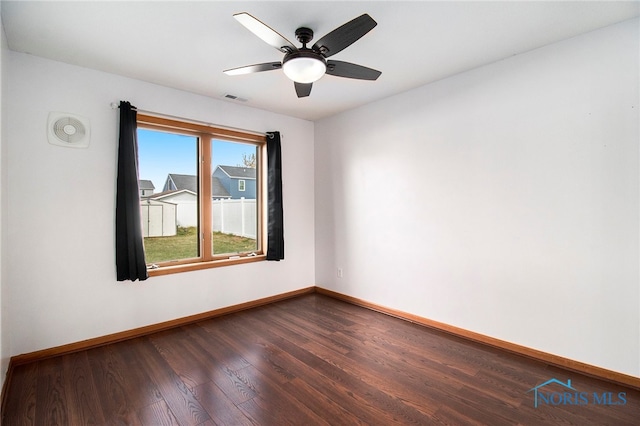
[137,128,256,192]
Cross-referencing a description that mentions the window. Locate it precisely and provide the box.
[137,114,266,275]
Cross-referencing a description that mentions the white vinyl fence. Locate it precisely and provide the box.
[142,198,256,239]
[212,198,257,239]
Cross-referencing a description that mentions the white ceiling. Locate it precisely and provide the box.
[2,1,638,121]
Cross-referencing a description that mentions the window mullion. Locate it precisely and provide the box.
[200,134,213,260]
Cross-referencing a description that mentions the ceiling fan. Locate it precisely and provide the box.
[224,12,381,98]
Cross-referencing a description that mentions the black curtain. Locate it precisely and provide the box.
[266,131,284,260]
[115,101,148,281]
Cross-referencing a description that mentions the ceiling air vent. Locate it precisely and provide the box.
[223,94,248,102]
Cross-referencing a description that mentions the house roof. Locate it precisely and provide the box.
[167,174,197,193]
[139,179,155,190]
[216,165,256,180]
[142,196,177,205]
[166,174,231,198]
[212,177,231,198]
[147,189,195,200]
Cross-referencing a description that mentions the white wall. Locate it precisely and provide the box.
[5,52,315,357]
[0,0,8,385]
[315,19,639,377]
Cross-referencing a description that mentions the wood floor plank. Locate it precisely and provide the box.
[239,310,447,416]
[114,341,165,409]
[171,326,259,406]
[235,397,285,426]
[3,362,38,425]
[192,380,253,426]
[136,399,180,426]
[234,364,330,425]
[62,352,107,425]
[3,293,639,425]
[212,313,398,424]
[264,306,354,354]
[208,365,258,406]
[184,323,252,372]
[280,377,366,425]
[199,317,297,385]
[148,331,212,391]
[129,338,212,425]
[86,345,144,425]
[35,357,70,425]
[230,313,436,423]
[227,322,397,424]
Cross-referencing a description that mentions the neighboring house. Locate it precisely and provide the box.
[139,179,155,197]
[154,171,257,237]
[163,173,231,199]
[213,165,256,199]
[149,174,232,229]
[163,173,196,193]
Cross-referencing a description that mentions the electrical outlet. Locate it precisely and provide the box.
[337,268,343,278]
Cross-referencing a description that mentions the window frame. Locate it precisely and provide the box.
[238,179,246,192]
[137,114,267,276]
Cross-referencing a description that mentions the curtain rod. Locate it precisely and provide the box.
[110,102,275,139]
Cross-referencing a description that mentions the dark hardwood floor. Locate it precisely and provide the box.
[2,293,639,425]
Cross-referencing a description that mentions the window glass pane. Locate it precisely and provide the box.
[211,140,259,255]
[138,128,199,263]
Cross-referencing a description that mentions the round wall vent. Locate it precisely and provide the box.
[47,112,91,148]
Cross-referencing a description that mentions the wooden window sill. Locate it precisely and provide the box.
[147,254,266,277]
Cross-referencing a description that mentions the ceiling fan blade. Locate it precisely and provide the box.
[295,82,312,98]
[233,13,296,53]
[326,60,381,80]
[312,14,377,58]
[224,62,282,76]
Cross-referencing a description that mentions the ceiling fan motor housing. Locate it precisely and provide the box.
[295,27,314,45]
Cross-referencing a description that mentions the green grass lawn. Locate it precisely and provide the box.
[143,227,257,264]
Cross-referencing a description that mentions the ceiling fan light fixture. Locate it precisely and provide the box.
[226,13,379,97]
[283,51,326,83]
